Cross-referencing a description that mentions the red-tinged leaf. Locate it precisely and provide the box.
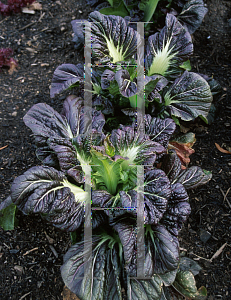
[168,133,196,167]
[215,143,231,154]
[0,48,17,73]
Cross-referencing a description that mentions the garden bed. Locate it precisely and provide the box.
[0,0,231,299]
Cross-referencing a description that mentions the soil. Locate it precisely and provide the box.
[0,0,231,299]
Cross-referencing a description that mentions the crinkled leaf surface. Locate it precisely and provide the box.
[61,236,122,300]
[178,0,208,34]
[24,102,73,140]
[110,125,166,166]
[164,71,212,121]
[161,183,190,236]
[89,11,140,63]
[112,220,137,277]
[173,166,212,189]
[145,224,180,274]
[48,137,84,183]
[127,274,163,300]
[144,116,176,148]
[119,169,171,225]
[50,63,84,98]
[10,166,87,231]
[161,149,182,183]
[101,69,115,89]
[145,75,169,103]
[145,14,193,79]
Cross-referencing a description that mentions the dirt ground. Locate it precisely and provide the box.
[0,0,231,299]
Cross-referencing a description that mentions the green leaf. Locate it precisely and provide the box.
[0,204,17,231]
[104,136,116,157]
[91,149,125,195]
[100,2,129,17]
[173,270,207,300]
[108,80,120,96]
[180,59,191,71]
[171,116,180,126]
[141,0,160,23]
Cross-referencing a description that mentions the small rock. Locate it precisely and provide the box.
[228,19,231,27]
[11,111,17,117]
[199,229,211,243]
[14,265,23,275]
[78,10,82,13]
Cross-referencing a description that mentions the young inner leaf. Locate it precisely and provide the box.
[148,38,177,77]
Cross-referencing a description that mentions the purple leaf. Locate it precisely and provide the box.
[50,63,84,98]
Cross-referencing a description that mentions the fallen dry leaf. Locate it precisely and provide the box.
[28,1,43,10]
[62,286,79,300]
[168,133,196,167]
[8,60,18,75]
[215,143,231,154]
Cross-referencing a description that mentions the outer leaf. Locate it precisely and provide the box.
[160,286,182,300]
[173,270,207,300]
[24,102,73,140]
[48,137,84,183]
[71,19,86,49]
[145,14,193,79]
[161,183,191,236]
[11,166,87,231]
[179,257,202,276]
[178,0,208,34]
[164,71,212,121]
[0,195,13,211]
[127,275,163,300]
[103,247,123,299]
[0,203,17,231]
[92,190,114,208]
[144,116,176,148]
[50,63,84,98]
[145,224,180,274]
[89,11,141,63]
[60,95,84,136]
[173,166,212,189]
[61,237,106,299]
[113,220,137,277]
[61,236,122,300]
[24,102,74,165]
[161,149,182,183]
[93,95,114,115]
